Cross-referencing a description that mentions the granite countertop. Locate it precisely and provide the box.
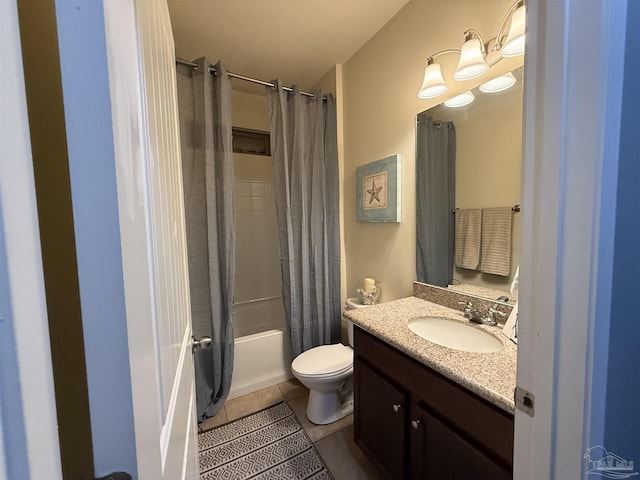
[345,296,517,414]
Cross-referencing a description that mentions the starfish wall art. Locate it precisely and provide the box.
[355,154,401,223]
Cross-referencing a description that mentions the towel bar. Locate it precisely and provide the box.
[453,204,520,214]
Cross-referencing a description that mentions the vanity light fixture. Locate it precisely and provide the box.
[417,0,525,99]
[453,30,489,81]
[500,3,526,57]
[417,58,449,99]
[417,49,459,99]
[444,91,475,108]
[479,72,517,93]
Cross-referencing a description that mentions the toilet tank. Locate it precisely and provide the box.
[344,297,370,347]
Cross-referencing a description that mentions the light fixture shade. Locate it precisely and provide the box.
[501,5,525,57]
[479,72,517,93]
[417,62,448,99]
[444,91,475,108]
[453,38,489,81]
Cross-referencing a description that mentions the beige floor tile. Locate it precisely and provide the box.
[224,385,284,421]
[287,393,354,443]
[199,406,228,432]
[315,424,385,480]
[277,379,307,401]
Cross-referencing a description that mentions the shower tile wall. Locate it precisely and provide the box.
[234,178,284,337]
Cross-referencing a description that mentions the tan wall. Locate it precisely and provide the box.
[232,90,271,178]
[314,65,349,338]
[314,65,338,95]
[342,0,524,302]
[232,89,269,129]
[314,66,348,309]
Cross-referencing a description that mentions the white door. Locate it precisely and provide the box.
[103,0,198,478]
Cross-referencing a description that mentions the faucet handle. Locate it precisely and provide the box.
[458,300,473,318]
[483,303,507,325]
[489,303,507,317]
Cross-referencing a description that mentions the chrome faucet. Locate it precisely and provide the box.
[458,301,506,326]
[482,304,507,326]
[458,301,483,323]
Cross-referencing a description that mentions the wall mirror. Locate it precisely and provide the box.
[415,67,524,303]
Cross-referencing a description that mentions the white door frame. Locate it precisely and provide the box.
[0,0,62,477]
[515,0,627,477]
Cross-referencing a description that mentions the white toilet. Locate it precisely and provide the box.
[291,298,370,425]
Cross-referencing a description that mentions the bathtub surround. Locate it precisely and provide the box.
[232,177,284,338]
[267,84,341,357]
[416,114,456,287]
[228,329,292,400]
[177,58,235,420]
[229,93,293,397]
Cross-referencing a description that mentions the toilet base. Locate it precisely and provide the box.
[306,379,353,425]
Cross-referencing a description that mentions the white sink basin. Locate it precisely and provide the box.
[408,317,503,353]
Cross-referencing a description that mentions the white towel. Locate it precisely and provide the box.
[479,207,513,276]
[455,209,482,270]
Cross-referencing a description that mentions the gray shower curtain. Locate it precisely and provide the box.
[176,58,235,420]
[416,113,456,287]
[267,83,341,357]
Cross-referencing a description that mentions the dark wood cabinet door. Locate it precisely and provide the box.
[409,402,511,480]
[354,358,407,479]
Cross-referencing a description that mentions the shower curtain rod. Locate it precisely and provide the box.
[175,58,326,100]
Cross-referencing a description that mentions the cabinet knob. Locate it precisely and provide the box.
[411,419,421,430]
[392,403,402,413]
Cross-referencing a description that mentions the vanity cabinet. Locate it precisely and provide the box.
[354,326,513,480]
[355,360,407,478]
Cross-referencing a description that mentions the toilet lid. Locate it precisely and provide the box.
[292,344,353,376]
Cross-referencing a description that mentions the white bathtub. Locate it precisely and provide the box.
[227,329,293,400]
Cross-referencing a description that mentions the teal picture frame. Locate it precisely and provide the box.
[356,154,401,223]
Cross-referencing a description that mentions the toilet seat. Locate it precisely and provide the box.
[291,344,353,378]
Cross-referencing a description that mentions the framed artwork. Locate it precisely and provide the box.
[356,154,401,223]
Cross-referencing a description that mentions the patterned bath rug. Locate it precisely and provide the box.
[199,401,334,479]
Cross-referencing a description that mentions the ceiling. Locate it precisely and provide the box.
[167,0,410,95]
